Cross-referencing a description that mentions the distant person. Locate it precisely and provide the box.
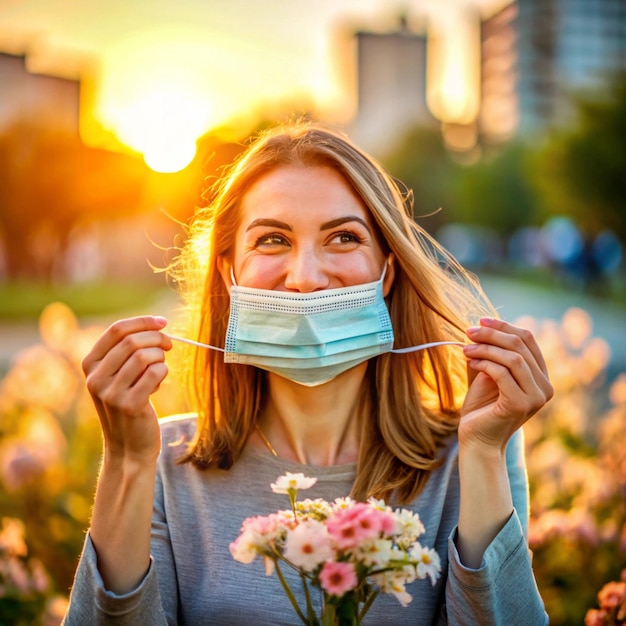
[63,122,552,624]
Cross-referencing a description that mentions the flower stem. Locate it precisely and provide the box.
[300,572,318,625]
[288,487,298,520]
[322,602,337,626]
[358,590,380,623]
[275,560,309,625]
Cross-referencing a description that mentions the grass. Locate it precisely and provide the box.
[0,280,170,320]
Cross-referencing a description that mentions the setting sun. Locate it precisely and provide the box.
[92,33,229,172]
[111,90,207,173]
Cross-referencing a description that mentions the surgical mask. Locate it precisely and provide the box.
[167,265,463,386]
[220,267,394,385]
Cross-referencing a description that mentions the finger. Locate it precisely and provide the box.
[464,343,541,398]
[478,318,549,377]
[100,361,169,416]
[94,330,172,380]
[464,337,553,405]
[119,346,169,388]
[466,321,552,396]
[465,357,549,418]
[82,316,169,374]
[87,345,167,399]
[466,360,479,386]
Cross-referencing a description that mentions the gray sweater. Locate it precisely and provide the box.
[63,415,548,625]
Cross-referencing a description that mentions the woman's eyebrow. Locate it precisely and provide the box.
[320,216,371,232]
[245,218,292,232]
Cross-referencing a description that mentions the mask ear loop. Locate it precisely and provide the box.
[381,260,463,353]
[166,265,236,351]
[390,341,465,354]
[166,335,225,352]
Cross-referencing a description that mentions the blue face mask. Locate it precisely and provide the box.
[167,265,463,387]
[222,268,394,386]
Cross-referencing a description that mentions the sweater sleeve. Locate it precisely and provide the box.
[61,534,168,625]
[61,461,180,625]
[442,428,548,625]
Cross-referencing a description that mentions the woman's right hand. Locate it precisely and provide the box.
[82,315,172,464]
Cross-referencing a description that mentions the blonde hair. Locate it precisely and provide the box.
[170,121,495,504]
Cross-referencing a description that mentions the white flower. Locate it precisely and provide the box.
[357,538,393,567]
[391,588,413,607]
[283,520,334,572]
[296,498,333,520]
[271,472,317,494]
[394,508,425,541]
[398,563,417,585]
[332,497,355,511]
[366,497,390,512]
[410,542,442,585]
[370,570,413,607]
[229,530,261,564]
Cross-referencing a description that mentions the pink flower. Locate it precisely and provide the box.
[319,561,358,597]
[598,581,626,610]
[284,520,334,572]
[0,518,28,557]
[229,513,285,564]
[584,608,608,626]
[240,513,285,537]
[326,502,395,550]
[229,532,261,564]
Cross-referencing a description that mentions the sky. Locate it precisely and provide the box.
[0,0,509,171]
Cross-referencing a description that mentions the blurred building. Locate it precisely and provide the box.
[349,17,435,155]
[0,52,79,133]
[480,0,626,142]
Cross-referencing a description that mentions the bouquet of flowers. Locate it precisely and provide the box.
[230,472,441,626]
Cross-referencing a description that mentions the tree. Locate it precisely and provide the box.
[381,126,460,235]
[531,72,626,242]
[451,143,541,238]
[0,123,148,281]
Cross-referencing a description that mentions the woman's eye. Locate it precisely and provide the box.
[255,233,289,247]
[329,231,363,245]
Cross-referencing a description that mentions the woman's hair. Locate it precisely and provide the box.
[170,121,495,504]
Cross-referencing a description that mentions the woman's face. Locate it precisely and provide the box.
[223,165,393,293]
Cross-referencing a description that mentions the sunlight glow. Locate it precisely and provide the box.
[94,33,224,172]
[427,13,480,125]
[114,90,206,172]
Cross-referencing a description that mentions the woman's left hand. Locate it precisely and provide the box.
[460,317,553,451]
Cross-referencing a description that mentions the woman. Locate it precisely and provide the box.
[63,122,552,624]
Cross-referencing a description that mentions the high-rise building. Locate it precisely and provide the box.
[349,17,435,155]
[0,52,80,133]
[480,0,626,142]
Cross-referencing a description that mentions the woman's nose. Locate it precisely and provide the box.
[283,250,329,292]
